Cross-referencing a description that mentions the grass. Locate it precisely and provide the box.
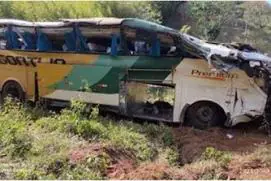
[0,99,177,179]
[1,98,271,180]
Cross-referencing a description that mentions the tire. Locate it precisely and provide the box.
[1,81,25,103]
[186,101,225,130]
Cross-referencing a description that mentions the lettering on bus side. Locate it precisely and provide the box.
[191,69,238,80]
[0,54,66,67]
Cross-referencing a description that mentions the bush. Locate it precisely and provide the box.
[202,147,231,167]
[34,116,60,132]
[15,168,44,180]
[0,100,33,158]
[6,131,32,158]
[124,122,174,147]
[75,119,108,140]
[46,156,69,177]
[85,152,110,174]
[165,147,179,166]
[60,165,104,180]
[108,123,156,161]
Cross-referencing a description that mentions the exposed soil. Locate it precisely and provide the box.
[69,122,271,180]
[69,143,137,179]
[173,123,270,164]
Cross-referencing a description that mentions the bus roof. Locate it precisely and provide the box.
[61,17,123,25]
[0,19,34,26]
[35,21,67,27]
[0,18,179,35]
[61,18,179,35]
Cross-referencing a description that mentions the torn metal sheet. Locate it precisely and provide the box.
[180,33,271,132]
[181,33,271,73]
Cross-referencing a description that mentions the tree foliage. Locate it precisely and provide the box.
[0,1,101,21]
[241,2,271,53]
[95,2,161,23]
[188,2,243,41]
[0,1,159,22]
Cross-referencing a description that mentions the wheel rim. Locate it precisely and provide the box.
[196,106,214,123]
[4,86,21,100]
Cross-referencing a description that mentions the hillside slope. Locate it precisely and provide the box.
[0,100,270,180]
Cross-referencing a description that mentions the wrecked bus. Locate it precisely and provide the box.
[0,18,269,129]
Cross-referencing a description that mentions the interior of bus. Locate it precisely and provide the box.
[0,18,181,57]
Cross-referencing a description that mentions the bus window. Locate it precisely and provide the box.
[158,33,178,57]
[0,26,6,49]
[123,27,166,56]
[15,26,36,50]
[79,26,117,54]
[86,37,110,53]
[123,28,152,56]
[37,27,74,51]
[4,25,20,49]
[3,25,36,50]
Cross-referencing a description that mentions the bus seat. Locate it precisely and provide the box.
[150,39,160,57]
[75,27,88,52]
[23,32,35,50]
[64,31,76,51]
[4,28,20,49]
[37,31,52,51]
[110,34,119,56]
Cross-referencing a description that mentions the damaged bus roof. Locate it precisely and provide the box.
[0,19,34,26]
[0,18,179,35]
[62,18,179,35]
[180,33,271,72]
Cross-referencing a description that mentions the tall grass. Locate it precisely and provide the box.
[0,99,177,179]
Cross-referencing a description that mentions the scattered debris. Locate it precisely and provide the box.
[226,133,234,139]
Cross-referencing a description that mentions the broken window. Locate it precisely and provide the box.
[13,26,36,50]
[37,26,74,51]
[123,26,179,57]
[125,81,175,121]
[79,25,120,54]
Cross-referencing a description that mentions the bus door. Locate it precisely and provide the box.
[122,68,175,122]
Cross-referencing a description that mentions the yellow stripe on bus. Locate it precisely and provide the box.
[0,50,99,64]
[37,64,73,96]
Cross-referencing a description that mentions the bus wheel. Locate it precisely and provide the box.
[186,101,225,130]
[1,81,25,103]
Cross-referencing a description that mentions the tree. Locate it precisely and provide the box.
[95,2,161,22]
[241,2,271,53]
[188,2,243,41]
[0,1,100,21]
[150,1,188,28]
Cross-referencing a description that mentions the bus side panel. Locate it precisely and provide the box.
[25,67,36,100]
[37,64,74,97]
[0,64,28,95]
[36,63,120,106]
[170,58,267,125]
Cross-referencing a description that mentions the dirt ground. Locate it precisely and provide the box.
[114,122,271,179]
[69,121,271,180]
[173,122,270,164]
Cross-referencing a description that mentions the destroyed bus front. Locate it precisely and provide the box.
[178,33,270,127]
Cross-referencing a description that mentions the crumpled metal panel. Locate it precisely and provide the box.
[180,33,271,131]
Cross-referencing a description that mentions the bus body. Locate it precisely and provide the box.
[0,18,268,129]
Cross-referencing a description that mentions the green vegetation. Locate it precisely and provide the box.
[201,147,232,167]
[0,99,176,179]
[0,99,271,179]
